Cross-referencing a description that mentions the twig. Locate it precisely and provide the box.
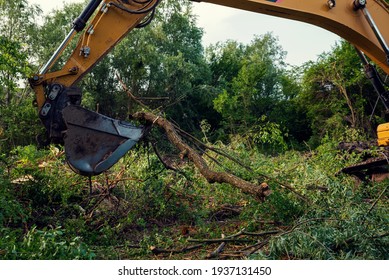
[188,229,281,244]
[187,238,255,244]
[263,175,311,203]
[150,244,203,255]
[207,234,226,259]
[247,238,270,255]
[367,185,388,215]
[242,230,281,236]
[117,74,151,110]
[218,253,246,259]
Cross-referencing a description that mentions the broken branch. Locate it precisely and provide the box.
[150,244,203,255]
[132,111,271,200]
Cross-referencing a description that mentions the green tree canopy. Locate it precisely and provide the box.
[299,40,383,144]
[209,33,305,149]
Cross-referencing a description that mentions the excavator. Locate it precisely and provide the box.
[29,0,389,177]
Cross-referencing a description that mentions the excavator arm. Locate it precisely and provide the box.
[30,0,160,176]
[29,0,389,176]
[195,0,389,75]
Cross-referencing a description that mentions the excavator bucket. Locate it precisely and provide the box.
[62,105,144,176]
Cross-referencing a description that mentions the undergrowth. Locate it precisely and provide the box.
[0,137,388,260]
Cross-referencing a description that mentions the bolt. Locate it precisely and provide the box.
[327,0,336,9]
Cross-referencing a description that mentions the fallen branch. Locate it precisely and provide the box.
[150,244,203,255]
[246,238,270,255]
[132,111,271,200]
[188,229,281,244]
[117,75,150,110]
[176,124,309,203]
[188,238,254,244]
[207,234,226,259]
[367,185,388,215]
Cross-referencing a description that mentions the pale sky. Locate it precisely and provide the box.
[27,0,340,66]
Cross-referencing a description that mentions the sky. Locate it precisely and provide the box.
[27,0,340,66]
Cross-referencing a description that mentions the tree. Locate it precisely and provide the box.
[299,40,381,144]
[207,40,245,91]
[0,37,30,104]
[0,0,41,105]
[210,33,304,149]
[0,0,43,150]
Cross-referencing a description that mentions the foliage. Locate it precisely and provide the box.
[1,226,94,260]
[0,36,31,100]
[1,127,387,260]
[0,0,40,105]
[298,41,383,146]
[209,34,306,145]
[0,96,43,150]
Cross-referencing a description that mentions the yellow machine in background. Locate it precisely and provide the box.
[29,0,389,176]
[377,123,389,146]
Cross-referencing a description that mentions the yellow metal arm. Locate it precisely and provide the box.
[198,0,389,75]
[31,0,159,110]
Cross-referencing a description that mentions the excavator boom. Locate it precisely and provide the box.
[196,0,389,75]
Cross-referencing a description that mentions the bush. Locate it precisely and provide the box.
[0,226,95,260]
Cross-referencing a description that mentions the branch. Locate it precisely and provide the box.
[187,229,281,244]
[188,238,254,244]
[150,244,203,255]
[132,111,271,200]
[207,234,226,259]
[175,125,309,202]
[175,126,253,171]
[117,73,151,110]
[367,185,388,215]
